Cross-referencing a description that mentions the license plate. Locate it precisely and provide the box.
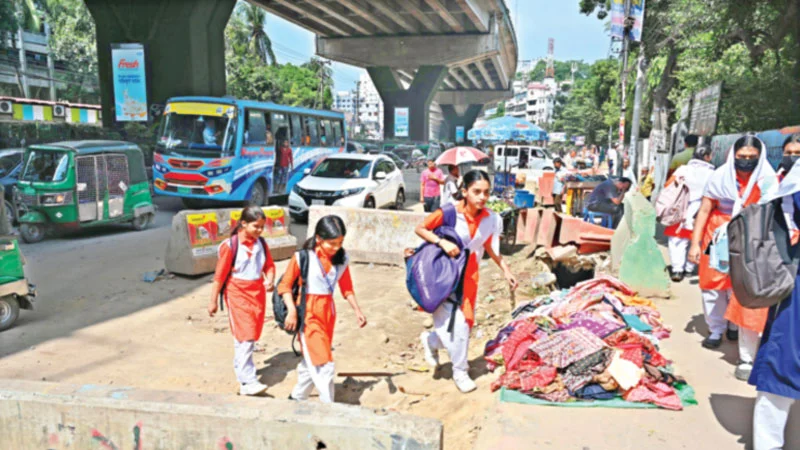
[311,199,325,206]
[178,187,192,194]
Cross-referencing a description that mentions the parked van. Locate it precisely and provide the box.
[493,145,553,171]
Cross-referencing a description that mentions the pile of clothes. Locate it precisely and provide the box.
[484,275,689,410]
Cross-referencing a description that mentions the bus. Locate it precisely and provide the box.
[152,96,346,206]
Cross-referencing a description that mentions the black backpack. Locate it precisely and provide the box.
[219,234,268,311]
[272,250,310,354]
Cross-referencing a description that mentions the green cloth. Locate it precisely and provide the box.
[498,383,698,409]
[623,314,653,332]
[669,147,694,172]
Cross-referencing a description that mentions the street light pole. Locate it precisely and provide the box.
[617,0,632,177]
[628,51,647,184]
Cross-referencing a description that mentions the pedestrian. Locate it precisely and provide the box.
[278,139,294,189]
[208,206,275,396]
[640,166,655,201]
[441,165,460,206]
[415,170,518,393]
[607,144,619,176]
[777,133,800,181]
[622,157,638,190]
[749,162,800,450]
[663,145,715,282]
[420,159,445,212]
[667,134,699,179]
[688,135,778,380]
[551,157,567,213]
[564,149,577,170]
[585,177,633,228]
[280,215,367,403]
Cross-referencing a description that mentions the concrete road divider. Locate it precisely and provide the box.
[308,206,426,266]
[165,206,297,276]
[0,378,443,449]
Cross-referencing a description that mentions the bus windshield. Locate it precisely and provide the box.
[157,110,236,156]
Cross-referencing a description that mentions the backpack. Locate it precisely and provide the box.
[272,250,310,355]
[219,234,268,311]
[728,200,800,309]
[655,175,690,227]
[405,203,471,333]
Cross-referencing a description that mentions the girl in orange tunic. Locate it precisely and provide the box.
[209,206,276,396]
[279,215,367,403]
[689,135,778,381]
[415,170,518,393]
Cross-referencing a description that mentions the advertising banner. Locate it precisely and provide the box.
[455,126,465,143]
[394,107,409,137]
[549,132,567,143]
[228,208,288,239]
[611,0,646,42]
[689,82,723,137]
[111,43,148,122]
[186,213,221,257]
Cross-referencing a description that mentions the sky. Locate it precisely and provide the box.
[263,0,611,93]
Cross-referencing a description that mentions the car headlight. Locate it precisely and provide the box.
[336,187,365,197]
[293,185,305,195]
[40,191,73,206]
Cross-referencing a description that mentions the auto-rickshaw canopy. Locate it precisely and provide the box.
[26,140,148,185]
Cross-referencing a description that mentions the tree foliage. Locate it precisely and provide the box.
[43,0,98,103]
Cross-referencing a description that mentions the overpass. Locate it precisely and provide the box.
[84,0,517,141]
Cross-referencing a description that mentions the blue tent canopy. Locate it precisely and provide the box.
[468,116,549,142]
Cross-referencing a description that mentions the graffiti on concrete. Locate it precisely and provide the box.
[44,422,234,450]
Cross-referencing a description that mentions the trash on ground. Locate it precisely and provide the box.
[142,269,167,283]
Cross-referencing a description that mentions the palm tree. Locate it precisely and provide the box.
[241,3,277,66]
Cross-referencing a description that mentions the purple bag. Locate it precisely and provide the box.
[406,204,470,331]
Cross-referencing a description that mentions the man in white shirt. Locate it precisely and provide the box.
[622,157,638,190]
[441,165,460,205]
[607,145,619,176]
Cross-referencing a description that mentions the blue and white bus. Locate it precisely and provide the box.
[152,96,346,206]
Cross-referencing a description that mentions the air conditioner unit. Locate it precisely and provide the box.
[0,100,12,115]
[53,104,65,117]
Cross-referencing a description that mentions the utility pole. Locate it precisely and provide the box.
[628,51,647,184]
[314,59,331,110]
[354,79,361,138]
[617,0,632,177]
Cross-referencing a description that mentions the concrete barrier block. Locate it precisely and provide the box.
[0,379,442,449]
[308,206,425,266]
[165,206,297,276]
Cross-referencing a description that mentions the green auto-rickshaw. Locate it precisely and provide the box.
[14,140,155,243]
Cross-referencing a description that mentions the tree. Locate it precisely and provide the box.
[43,0,98,103]
[241,3,277,66]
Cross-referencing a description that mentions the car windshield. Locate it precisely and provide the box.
[157,111,236,156]
[21,150,70,182]
[0,152,22,178]
[312,159,371,179]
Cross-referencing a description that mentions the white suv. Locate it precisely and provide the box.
[289,154,406,221]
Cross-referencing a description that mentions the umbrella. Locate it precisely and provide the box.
[467,116,548,142]
[435,146,489,166]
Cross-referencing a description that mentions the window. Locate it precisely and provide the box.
[305,117,320,146]
[506,147,519,157]
[245,110,267,145]
[289,114,303,147]
[271,112,290,145]
[496,146,504,156]
[384,159,397,173]
[320,119,332,146]
[332,120,343,145]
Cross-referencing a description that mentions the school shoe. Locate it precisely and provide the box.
[420,331,439,368]
[239,381,268,396]
[726,328,739,341]
[453,372,477,393]
[702,335,723,349]
[734,361,753,381]
[670,271,685,283]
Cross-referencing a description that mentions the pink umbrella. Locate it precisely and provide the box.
[435,146,489,166]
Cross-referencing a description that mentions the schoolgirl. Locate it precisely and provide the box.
[415,170,518,393]
[209,206,275,396]
[279,215,367,403]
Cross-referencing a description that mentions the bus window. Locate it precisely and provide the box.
[245,109,267,145]
[305,117,320,146]
[271,112,290,145]
[289,114,303,147]
[332,120,342,146]
[320,119,333,146]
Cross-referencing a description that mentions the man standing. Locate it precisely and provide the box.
[585,177,632,227]
[278,140,293,191]
[622,157,638,190]
[420,159,444,212]
[551,157,567,213]
[441,165,460,206]
[607,144,619,176]
[667,134,699,179]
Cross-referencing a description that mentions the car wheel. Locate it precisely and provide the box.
[20,223,45,244]
[248,180,267,206]
[394,189,405,210]
[0,295,20,332]
[364,197,376,209]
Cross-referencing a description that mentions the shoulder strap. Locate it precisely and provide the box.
[441,203,457,228]
[291,249,311,356]
[258,236,268,254]
[218,234,239,311]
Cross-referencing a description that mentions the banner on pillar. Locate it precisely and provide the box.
[111,43,148,122]
[394,107,409,137]
[610,0,646,42]
[455,126,465,143]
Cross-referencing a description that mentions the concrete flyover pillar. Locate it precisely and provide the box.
[84,0,236,127]
[440,104,483,143]
[367,66,447,142]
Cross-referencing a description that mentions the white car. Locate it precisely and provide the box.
[289,154,406,221]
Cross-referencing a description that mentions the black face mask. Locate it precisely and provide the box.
[781,155,800,171]
[734,158,758,173]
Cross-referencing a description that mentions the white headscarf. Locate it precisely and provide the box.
[704,136,778,218]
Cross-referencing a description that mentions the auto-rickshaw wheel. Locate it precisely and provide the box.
[0,295,20,332]
[20,223,45,244]
[132,213,152,231]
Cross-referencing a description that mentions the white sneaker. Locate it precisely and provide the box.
[420,331,439,368]
[453,372,477,393]
[239,381,268,396]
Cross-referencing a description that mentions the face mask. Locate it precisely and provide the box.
[734,158,758,173]
[782,155,800,171]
